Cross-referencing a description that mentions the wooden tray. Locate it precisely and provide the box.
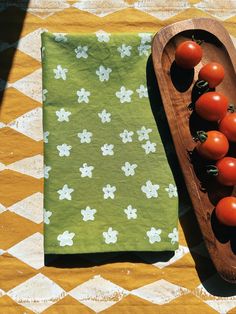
[152,18,236,283]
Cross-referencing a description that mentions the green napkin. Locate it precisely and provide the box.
[42,31,178,254]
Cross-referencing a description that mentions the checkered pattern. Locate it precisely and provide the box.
[0,1,236,313]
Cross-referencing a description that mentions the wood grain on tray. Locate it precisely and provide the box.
[152,18,236,283]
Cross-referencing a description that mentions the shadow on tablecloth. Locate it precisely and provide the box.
[0,3,30,105]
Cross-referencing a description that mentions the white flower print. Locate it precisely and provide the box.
[57,184,74,200]
[57,144,72,157]
[138,44,151,56]
[117,44,132,58]
[168,227,178,245]
[121,162,137,176]
[81,206,97,221]
[138,33,152,44]
[142,141,156,154]
[141,180,160,198]
[165,184,178,198]
[44,131,50,143]
[103,184,116,199]
[79,163,94,178]
[147,227,162,244]
[54,33,68,42]
[96,65,112,82]
[116,86,133,103]
[77,88,90,103]
[57,230,75,247]
[56,108,71,122]
[124,205,137,220]
[137,126,152,141]
[53,65,68,80]
[103,227,118,244]
[119,129,134,143]
[98,109,111,123]
[44,165,51,179]
[96,30,111,43]
[136,84,148,98]
[44,209,52,225]
[75,45,88,59]
[77,129,93,143]
[101,144,114,156]
[42,89,48,102]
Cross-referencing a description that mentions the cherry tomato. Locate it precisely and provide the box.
[215,157,236,186]
[198,62,225,88]
[175,40,202,69]
[219,112,236,142]
[196,130,229,160]
[215,196,236,226]
[195,92,228,121]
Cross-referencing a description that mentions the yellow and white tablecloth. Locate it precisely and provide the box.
[0,1,236,313]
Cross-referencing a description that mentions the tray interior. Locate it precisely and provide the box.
[153,25,236,282]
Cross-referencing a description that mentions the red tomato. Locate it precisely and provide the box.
[198,62,225,88]
[219,112,236,142]
[215,196,236,226]
[195,92,228,121]
[215,157,236,186]
[175,40,202,69]
[196,131,229,160]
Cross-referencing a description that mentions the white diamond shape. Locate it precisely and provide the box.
[0,288,5,297]
[131,279,189,304]
[11,68,42,103]
[8,233,44,270]
[17,28,48,61]
[194,0,236,20]
[7,273,66,313]
[205,300,236,313]
[0,162,6,171]
[8,107,43,141]
[133,0,190,20]
[152,246,189,269]
[0,249,6,255]
[73,0,128,17]
[69,275,129,312]
[24,0,70,19]
[0,203,6,214]
[7,155,43,178]
[8,192,43,223]
[193,274,236,313]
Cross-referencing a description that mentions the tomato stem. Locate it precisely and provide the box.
[196,80,209,90]
[188,102,195,111]
[228,104,235,113]
[195,131,208,143]
[206,165,219,176]
[191,35,204,45]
